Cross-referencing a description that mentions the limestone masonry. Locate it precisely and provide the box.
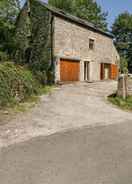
[16,0,120,83]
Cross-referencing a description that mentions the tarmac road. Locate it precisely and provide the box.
[0,120,132,184]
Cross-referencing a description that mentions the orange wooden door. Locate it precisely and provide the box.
[60,59,80,81]
[110,64,118,80]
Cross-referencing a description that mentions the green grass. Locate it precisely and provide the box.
[13,85,54,112]
[0,85,55,115]
[38,85,55,95]
[108,95,132,111]
[12,95,40,113]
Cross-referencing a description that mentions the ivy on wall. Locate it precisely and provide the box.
[15,0,53,84]
[15,3,31,64]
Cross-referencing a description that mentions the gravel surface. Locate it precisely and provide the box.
[0,81,132,148]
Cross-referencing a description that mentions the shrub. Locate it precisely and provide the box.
[0,62,39,107]
[0,51,9,62]
[108,95,132,111]
[33,70,47,85]
[33,70,54,85]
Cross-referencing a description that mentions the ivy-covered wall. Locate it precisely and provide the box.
[15,0,53,83]
[29,0,52,72]
[15,2,31,64]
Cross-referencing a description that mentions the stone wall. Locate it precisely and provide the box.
[54,16,120,81]
[117,75,132,98]
[128,78,132,96]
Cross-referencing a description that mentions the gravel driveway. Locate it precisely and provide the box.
[0,81,132,147]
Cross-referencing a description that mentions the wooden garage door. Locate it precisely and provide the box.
[60,59,80,81]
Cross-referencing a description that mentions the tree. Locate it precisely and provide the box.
[120,57,128,73]
[127,43,132,72]
[49,0,108,30]
[0,0,20,59]
[48,0,73,13]
[112,12,132,72]
[0,0,20,22]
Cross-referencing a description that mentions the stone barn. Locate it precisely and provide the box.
[16,0,120,83]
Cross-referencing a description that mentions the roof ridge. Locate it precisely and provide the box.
[35,0,114,39]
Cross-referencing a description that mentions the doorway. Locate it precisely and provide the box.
[100,63,111,80]
[84,61,90,81]
[104,64,110,80]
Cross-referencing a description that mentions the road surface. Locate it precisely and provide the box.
[0,121,132,184]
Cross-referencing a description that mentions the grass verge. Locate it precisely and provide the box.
[108,94,132,111]
[10,85,54,112]
[38,85,55,95]
[0,85,55,121]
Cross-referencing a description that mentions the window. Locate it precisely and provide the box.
[89,39,95,50]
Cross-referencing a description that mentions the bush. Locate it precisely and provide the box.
[33,70,54,85]
[33,70,47,85]
[0,51,9,62]
[0,62,40,107]
[108,95,132,111]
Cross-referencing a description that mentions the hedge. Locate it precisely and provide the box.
[0,62,39,107]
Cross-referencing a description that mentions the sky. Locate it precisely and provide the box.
[21,0,132,30]
[96,0,132,29]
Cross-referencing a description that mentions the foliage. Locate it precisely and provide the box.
[15,0,53,84]
[112,12,132,72]
[0,62,39,107]
[120,57,128,74]
[108,94,132,111]
[127,43,132,72]
[0,0,20,57]
[0,0,20,23]
[39,85,55,95]
[49,0,108,30]
[48,0,71,12]
[29,2,52,75]
[0,51,9,62]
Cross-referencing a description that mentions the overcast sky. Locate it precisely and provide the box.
[21,0,132,30]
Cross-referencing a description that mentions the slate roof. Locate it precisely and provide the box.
[37,0,114,39]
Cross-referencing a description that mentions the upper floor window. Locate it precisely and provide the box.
[89,39,95,50]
